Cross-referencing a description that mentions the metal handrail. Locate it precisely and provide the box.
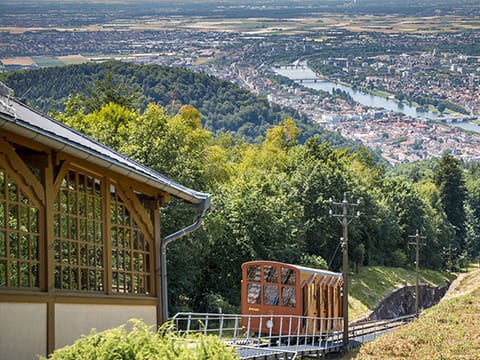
[170,312,415,358]
[171,312,344,348]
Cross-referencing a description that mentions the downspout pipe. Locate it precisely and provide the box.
[160,195,211,322]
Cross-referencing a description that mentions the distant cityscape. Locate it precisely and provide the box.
[1,1,479,164]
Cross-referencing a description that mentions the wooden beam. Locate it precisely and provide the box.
[42,153,56,355]
[0,138,44,206]
[153,205,163,325]
[52,160,71,193]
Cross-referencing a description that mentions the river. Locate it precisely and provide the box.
[273,65,480,133]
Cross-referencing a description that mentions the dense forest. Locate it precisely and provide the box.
[0,61,350,146]
[3,63,480,316]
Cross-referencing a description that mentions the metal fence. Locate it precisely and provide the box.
[170,312,415,359]
[171,312,343,346]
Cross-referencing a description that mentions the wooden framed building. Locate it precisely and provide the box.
[0,83,211,359]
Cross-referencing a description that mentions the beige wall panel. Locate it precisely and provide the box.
[55,304,156,349]
[0,303,47,359]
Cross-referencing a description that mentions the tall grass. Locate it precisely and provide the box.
[350,268,480,359]
[349,266,455,320]
[42,319,239,360]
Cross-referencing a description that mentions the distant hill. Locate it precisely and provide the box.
[0,61,347,145]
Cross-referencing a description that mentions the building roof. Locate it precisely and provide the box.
[0,83,210,206]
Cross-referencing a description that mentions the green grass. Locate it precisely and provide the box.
[349,267,480,359]
[31,57,64,67]
[349,266,455,320]
[58,55,89,65]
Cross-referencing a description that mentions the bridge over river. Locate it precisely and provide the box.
[172,312,415,359]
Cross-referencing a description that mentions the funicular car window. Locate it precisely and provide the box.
[282,287,296,307]
[281,267,296,285]
[263,265,278,283]
[264,284,279,305]
[247,283,261,304]
[247,265,261,282]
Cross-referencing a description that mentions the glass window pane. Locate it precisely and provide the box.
[0,171,4,199]
[0,260,6,287]
[9,205,18,230]
[247,265,261,282]
[19,205,28,230]
[282,287,297,308]
[10,233,18,258]
[20,234,29,259]
[31,264,39,288]
[8,179,16,202]
[32,236,39,258]
[0,203,4,228]
[263,265,278,283]
[264,285,279,306]
[10,261,18,287]
[54,169,103,291]
[0,231,5,257]
[247,283,261,304]
[30,208,38,233]
[20,263,29,287]
[281,267,296,285]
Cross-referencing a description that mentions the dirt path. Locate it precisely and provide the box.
[441,265,480,302]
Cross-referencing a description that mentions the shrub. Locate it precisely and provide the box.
[42,319,239,360]
[391,249,407,267]
[299,254,328,270]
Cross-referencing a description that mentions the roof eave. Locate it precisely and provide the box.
[0,101,210,206]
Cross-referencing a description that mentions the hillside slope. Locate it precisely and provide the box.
[350,266,480,359]
[348,266,454,321]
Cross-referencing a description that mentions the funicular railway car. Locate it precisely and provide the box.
[241,260,343,337]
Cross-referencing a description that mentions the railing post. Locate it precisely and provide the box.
[288,316,292,346]
[319,318,324,344]
[304,318,309,344]
[219,314,224,338]
[204,314,208,336]
[268,316,273,347]
[186,313,192,333]
[312,318,317,345]
[296,316,301,345]
[233,316,238,339]
[279,315,284,343]
[259,316,264,341]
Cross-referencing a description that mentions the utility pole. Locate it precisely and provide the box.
[408,229,426,318]
[442,244,456,272]
[329,193,360,350]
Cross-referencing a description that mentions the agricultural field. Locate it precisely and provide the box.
[31,57,64,67]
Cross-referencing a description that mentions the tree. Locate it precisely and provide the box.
[83,69,142,113]
[352,243,366,272]
[465,176,480,260]
[434,154,466,254]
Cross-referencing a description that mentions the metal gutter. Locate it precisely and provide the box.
[160,195,211,322]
